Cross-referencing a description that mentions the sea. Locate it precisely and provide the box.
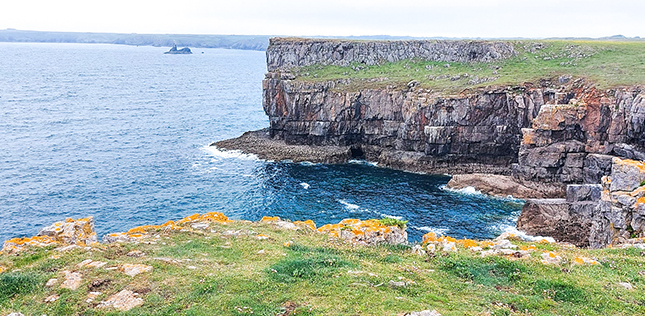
[0,43,524,244]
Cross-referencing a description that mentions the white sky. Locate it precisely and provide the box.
[1,0,643,38]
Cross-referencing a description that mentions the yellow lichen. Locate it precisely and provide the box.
[457,239,478,248]
[261,216,280,222]
[294,220,316,231]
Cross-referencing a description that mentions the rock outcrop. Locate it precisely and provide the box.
[267,38,516,71]
[518,158,645,248]
[2,217,98,253]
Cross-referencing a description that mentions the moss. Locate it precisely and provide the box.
[378,217,408,229]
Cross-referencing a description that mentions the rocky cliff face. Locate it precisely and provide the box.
[222,38,645,248]
[267,38,517,71]
[264,67,645,181]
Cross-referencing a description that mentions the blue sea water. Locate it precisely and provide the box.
[0,43,523,243]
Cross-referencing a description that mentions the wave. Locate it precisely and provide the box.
[411,226,449,235]
[337,199,361,211]
[348,159,378,167]
[300,182,310,189]
[496,224,556,243]
[380,214,404,220]
[440,185,484,196]
[299,161,319,166]
[440,185,525,202]
[202,146,260,161]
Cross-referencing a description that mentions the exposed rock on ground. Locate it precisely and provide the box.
[2,217,97,254]
[97,289,143,311]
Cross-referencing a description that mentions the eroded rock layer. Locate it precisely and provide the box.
[267,38,517,71]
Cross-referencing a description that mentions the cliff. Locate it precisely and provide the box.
[217,37,645,247]
[266,37,517,71]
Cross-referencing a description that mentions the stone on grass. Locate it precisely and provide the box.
[540,251,562,265]
[119,264,153,277]
[45,278,58,287]
[60,271,82,290]
[6,313,25,316]
[76,259,107,268]
[97,289,143,311]
[411,245,426,256]
[405,310,442,316]
[126,250,145,257]
[618,282,634,290]
[44,294,59,303]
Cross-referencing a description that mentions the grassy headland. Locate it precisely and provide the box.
[1,219,645,315]
[293,41,645,93]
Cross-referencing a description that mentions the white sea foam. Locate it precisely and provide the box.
[440,185,484,196]
[202,146,260,161]
[496,224,556,243]
[337,199,361,211]
[440,185,525,202]
[412,226,450,235]
[299,161,319,166]
[348,159,378,167]
[300,182,310,189]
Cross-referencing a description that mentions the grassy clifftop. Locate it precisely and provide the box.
[292,41,645,93]
[2,219,645,315]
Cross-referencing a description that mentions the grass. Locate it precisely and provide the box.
[292,40,645,93]
[2,220,645,315]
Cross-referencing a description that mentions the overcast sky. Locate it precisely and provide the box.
[1,0,642,38]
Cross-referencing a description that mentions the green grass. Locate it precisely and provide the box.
[2,221,645,315]
[293,40,645,93]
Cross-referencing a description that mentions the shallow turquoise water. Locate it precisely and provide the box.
[0,43,523,243]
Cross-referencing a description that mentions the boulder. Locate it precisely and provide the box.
[610,157,645,192]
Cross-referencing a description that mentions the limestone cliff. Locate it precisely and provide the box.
[266,38,517,71]
[217,37,645,247]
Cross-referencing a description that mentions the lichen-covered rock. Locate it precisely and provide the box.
[609,157,645,192]
[38,217,98,247]
[103,212,232,243]
[2,217,98,253]
[317,219,407,245]
[1,235,58,254]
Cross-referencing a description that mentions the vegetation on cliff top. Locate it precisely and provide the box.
[2,220,645,315]
[293,41,645,93]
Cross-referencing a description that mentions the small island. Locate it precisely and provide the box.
[164,44,192,54]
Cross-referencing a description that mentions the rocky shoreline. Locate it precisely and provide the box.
[214,37,645,249]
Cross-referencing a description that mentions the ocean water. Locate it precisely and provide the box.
[0,43,523,243]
